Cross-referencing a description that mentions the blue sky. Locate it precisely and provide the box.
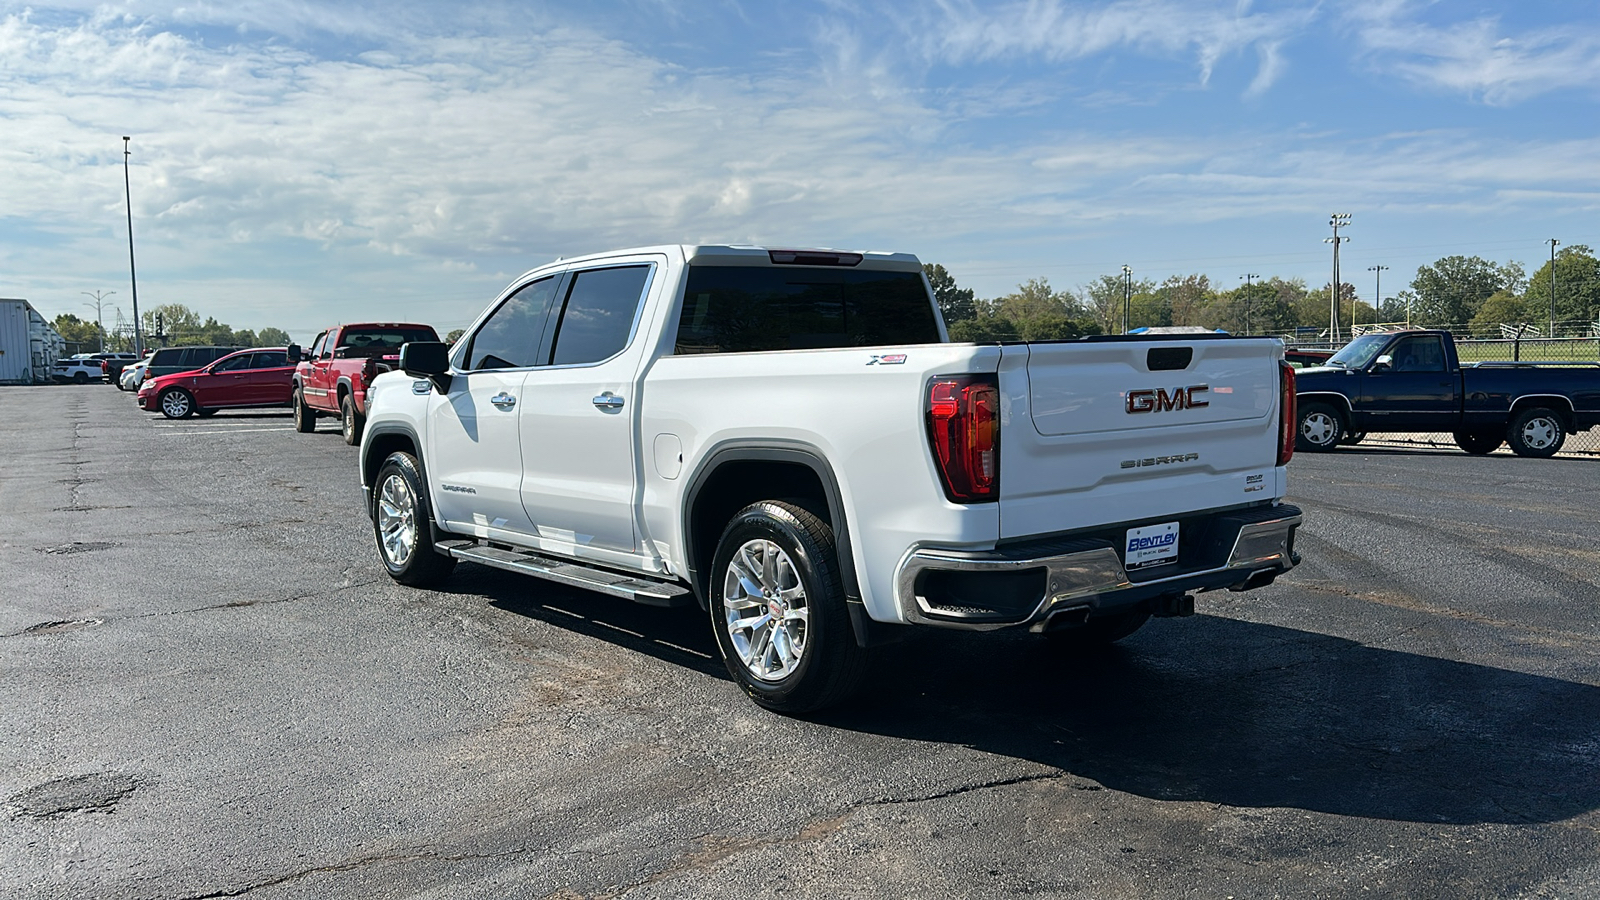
[3,0,1598,341]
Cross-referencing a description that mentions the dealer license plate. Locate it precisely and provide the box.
[1125,522,1179,570]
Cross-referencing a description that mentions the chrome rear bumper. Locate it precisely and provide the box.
[894,506,1301,631]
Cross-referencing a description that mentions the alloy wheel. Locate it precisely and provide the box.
[722,539,809,682]
[376,473,417,567]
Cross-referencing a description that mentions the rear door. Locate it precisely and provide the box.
[515,258,659,562]
[1001,338,1283,540]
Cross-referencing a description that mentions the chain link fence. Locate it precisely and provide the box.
[1286,328,1600,458]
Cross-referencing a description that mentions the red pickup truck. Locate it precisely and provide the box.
[288,323,440,444]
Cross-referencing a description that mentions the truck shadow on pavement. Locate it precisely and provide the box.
[453,566,1599,828]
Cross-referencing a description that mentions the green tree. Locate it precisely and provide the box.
[445,328,466,345]
[1408,256,1521,327]
[232,329,259,347]
[923,263,977,323]
[142,304,202,344]
[1152,275,1215,328]
[52,313,101,347]
[991,278,1101,340]
[1084,273,1155,334]
[258,327,293,346]
[1469,290,1531,336]
[1525,245,1600,330]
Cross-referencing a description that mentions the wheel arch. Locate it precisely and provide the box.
[681,441,867,642]
[1509,394,1574,426]
[1295,391,1354,415]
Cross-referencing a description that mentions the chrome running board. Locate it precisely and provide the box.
[437,540,695,608]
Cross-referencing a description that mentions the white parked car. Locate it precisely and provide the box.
[359,244,1302,713]
[119,359,148,391]
[51,357,105,384]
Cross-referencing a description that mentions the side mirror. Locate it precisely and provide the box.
[1372,354,1393,371]
[400,341,452,393]
[286,344,302,363]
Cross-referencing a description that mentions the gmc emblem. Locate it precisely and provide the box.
[1127,384,1210,414]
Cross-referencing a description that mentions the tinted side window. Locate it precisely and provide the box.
[675,267,940,354]
[179,349,208,367]
[467,277,560,370]
[549,266,652,366]
[150,349,181,367]
[1391,336,1446,373]
[256,351,288,368]
[213,354,252,372]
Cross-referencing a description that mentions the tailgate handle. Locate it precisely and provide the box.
[1147,347,1193,371]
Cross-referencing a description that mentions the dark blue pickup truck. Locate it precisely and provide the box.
[1294,330,1600,457]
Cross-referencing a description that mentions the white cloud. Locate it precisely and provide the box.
[1345,1,1600,104]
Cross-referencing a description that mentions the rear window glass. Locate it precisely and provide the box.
[675,266,940,354]
[336,328,437,355]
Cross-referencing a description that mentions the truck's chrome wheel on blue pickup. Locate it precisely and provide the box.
[710,501,867,714]
[371,451,456,586]
[723,539,810,682]
[1507,408,1566,458]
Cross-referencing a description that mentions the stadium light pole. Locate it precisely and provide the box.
[1240,274,1258,334]
[1121,264,1132,334]
[122,136,143,356]
[1547,238,1560,337]
[81,290,115,352]
[1324,214,1351,344]
[1367,265,1387,329]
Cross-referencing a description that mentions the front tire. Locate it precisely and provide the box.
[709,501,867,715]
[293,387,317,433]
[1453,430,1502,455]
[341,394,365,446]
[371,452,456,586]
[1507,408,1566,458]
[159,388,195,419]
[1296,402,1344,452]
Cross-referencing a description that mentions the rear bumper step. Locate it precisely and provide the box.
[436,540,694,608]
[894,505,1302,630]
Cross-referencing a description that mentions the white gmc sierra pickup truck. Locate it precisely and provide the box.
[359,245,1302,712]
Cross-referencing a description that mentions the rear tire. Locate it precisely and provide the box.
[1453,430,1502,455]
[341,394,365,446]
[293,387,317,433]
[709,501,868,715]
[1296,402,1344,452]
[1043,608,1151,650]
[73,371,89,384]
[371,452,456,587]
[1507,408,1566,458]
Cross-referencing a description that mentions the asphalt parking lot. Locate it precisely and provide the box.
[4,385,1599,899]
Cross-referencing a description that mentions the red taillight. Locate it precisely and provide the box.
[1277,361,1296,466]
[927,375,999,502]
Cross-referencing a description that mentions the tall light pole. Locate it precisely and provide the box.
[122,136,143,356]
[81,290,115,351]
[1324,213,1351,344]
[1366,265,1387,330]
[1240,274,1259,335]
[1547,238,1560,337]
[1121,264,1132,334]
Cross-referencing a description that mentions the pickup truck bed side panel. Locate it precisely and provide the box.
[639,344,1004,623]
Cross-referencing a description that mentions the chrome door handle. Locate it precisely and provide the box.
[592,392,625,410]
[490,392,516,410]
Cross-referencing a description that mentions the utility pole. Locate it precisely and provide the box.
[81,289,115,352]
[122,136,143,356]
[1547,239,1560,337]
[1367,265,1387,330]
[1121,264,1132,334]
[1324,214,1351,344]
[1240,274,1259,335]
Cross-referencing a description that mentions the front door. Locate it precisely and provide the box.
[516,261,658,564]
[426,275,562,538]
[1357,334,1459,430]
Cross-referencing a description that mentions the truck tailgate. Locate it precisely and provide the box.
[999,338,1285,540]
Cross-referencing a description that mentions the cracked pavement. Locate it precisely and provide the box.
[4,385,1600,898]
